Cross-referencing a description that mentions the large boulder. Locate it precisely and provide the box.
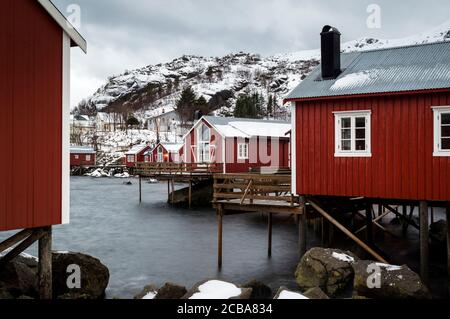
[134,284,159,299]
[183,280,252,299]
[241,280,272,299]
[352,260,431,299]
[303,287,329,299]
[155,283,187,299]
[430,220,447,243]
[295,248,358,297]
[52,252,109,299]
[0,261,37,298]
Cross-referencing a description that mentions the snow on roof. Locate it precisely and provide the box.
[161,143,184,153]
[36,0,87,53]
[286,41,450,100]
[202,116,291,139]
[70,146,96,154]
[189,280,242,299]
[125,144,149,155]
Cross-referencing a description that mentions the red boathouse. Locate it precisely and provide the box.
[0,0,86,232]
[183,116,291,173]
[146,142,184,163]
[70,146,96,167]
[125,144,151,168]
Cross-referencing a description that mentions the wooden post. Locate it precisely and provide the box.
[0,229,33,253]
[218,205,223,270]
[268,213,273,258]
[446,204,450,297]
[402,205,408,237]
[167,179,170,202]
[322,217,328,247]
[299,197,307,258]
[189,180,192,209]
[139,175,142,203]
[38,226,52,300]
[419,201,429,286]
[171,179,175,204]
[366,204,373,243]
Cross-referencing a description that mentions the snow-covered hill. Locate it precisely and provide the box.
[79,21,450,118]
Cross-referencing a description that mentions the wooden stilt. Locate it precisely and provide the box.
[268,213,273,258]
[167,179,170,202]
[0,229,33,253]
[171,179,175,204]
[299,197,307,258]
[366,204,373,243]
[419,201,429,286]
[0,229,44,268]
[139,175,142,203]
[189,180,192,209]
[38,226,52,299]
[402,205,408,237]
[218,205,223,270]
[446,204,450,297]
[322,217,328,247]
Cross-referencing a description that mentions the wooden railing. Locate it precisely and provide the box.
[136,162,224,176]
[213,173,297,206]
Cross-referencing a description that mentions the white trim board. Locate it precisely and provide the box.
[291,102,297,195]
[432,106,450,157]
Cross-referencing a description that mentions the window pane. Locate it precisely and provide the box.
[355,117,366,128]
[442,125,450,138]
[341,129,351,139]
[442,113,450,125]
[341,118,351,128]
[342,140,351,151]
[356,140,366,151]
[442,138,450,150]
[356,128,366,139]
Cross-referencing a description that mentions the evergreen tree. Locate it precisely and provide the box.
[267,95,273,117]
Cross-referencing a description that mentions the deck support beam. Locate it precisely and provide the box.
[217,204,223,270]
[299,196,307,258]
[419,201,429,286]
[366,204,373,244]
[38,226,52,299]
[268,213,273,258]
[139,175,142,203]
[189,180,192,209]
[446,203,450,297]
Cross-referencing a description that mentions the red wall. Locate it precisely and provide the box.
[0,0,64,231]
[150,145,182,163]
[126,146,151,167]
[294,91,450,201]
[70,153,96,167]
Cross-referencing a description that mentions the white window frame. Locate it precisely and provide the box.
[86,154,91,161]
[74,155,79,160]
[197,123,211,163]
[127,155,135,163]
[334,110,372,158]
[157,146,164,163]
[237,143,249,160]
[433,106,450,157]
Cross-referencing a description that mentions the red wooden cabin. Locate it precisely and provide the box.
[70,146,96,167]
[286,26,450,203]
[0,0,86,232]
[125,144,151,168]
[183,116,291,173]
[146,142,184,163]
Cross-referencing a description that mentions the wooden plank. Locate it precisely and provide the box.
[419,201,429,286]
[268,213,273,258]
[366,204,373,243]
[240,180,253,205]
[38,227,52,299]
[0,229,44,268]
[0,229,33,253]
[308,199,388,263]
[299,197,307,258]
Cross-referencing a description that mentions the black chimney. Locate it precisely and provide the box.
[320,25,341,79]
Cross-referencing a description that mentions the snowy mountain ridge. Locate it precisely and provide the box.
[79,21,450,118]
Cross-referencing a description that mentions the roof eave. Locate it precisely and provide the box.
[37,0,87,53]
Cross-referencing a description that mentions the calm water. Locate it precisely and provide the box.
[2,177,315,298]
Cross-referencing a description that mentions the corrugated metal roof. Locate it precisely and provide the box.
[286,41,450,100]
[70,146,95,154]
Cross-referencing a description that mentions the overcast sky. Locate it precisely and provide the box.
[51,0,450,107]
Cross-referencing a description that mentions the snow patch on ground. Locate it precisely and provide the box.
[277,290,309,300]
[331,252,355,263]
[142,291,157,299]
[189,280,242,299]
[375,263,402,271]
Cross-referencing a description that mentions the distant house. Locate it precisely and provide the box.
[96,112,123,131]
[125,144,151,168]
[70,146,96,167]
[70,114,95,134]
[183,116,291,173]
[147,110,180,133]
[146,142,184,163]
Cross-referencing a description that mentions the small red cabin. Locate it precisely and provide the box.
[125,144,151,168]
[146,142,184,163]
[0,0,86,232]
[286,27,450,202]
[183,116,291,173]
[70,146,96,167]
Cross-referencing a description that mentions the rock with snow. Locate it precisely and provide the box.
[295,248,358,297]
[183,280,252,300]
[274,287,309,300]
[52,252,110,299]
[134,284,159,299]
[302,287,330,299]
[352,260,431,299]
[241,279,272,299]
[155,282,187,299]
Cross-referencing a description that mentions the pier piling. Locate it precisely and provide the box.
[419,201,429,286]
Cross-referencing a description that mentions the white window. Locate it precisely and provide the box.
[197,124,211,163]
[433,107,450,157]
[127,155,135,163]
[334,110,372,157]
[86,154,91,161]
[238,143,249,160]
[157,146,164,163]
[74,155,79,160]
